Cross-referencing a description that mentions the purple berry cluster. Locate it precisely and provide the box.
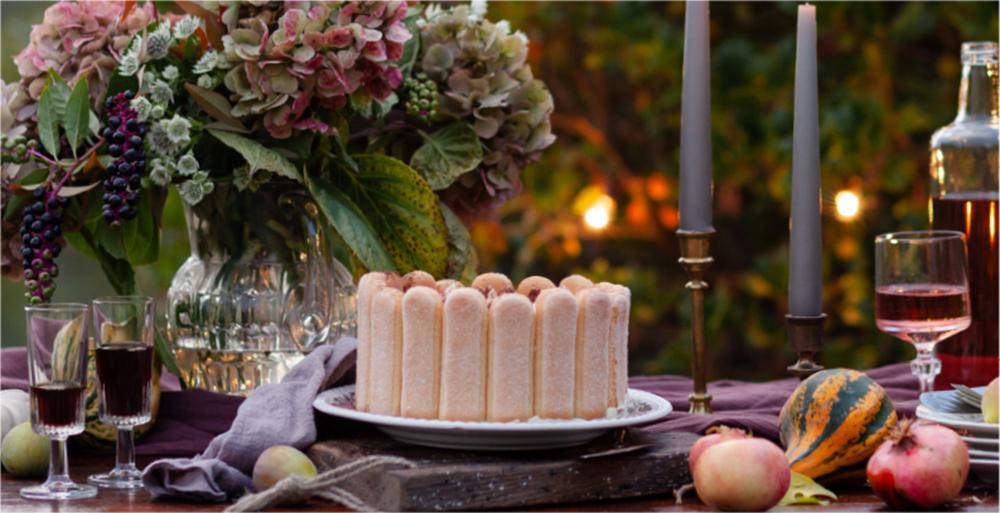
[101,90,146,227]
[20,187,66,305]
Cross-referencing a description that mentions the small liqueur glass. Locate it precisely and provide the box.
[21,303,98,500]
[875,231,972,394]
[87,296,155,489]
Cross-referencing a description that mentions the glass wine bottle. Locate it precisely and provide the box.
[929,42,999,389]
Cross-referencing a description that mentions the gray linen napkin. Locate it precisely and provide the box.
[142,338,357,502]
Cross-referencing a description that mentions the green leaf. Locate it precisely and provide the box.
[439,201,478,282]
[184,84,248,133]
[62,78,91,157]
[67,224,137,295]
[371,92,399,121]
[207,129,301,181]
[88,109,101,136]
[37,85,62,158]
[778,472,838,506]
[307,172,396,273]
[397,11,422,78]
[332,155,448,276]
[153,327,183,388]
[46,70,71,119]
[410,122,483,190]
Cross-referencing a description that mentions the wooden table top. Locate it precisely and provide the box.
[2,454,997,512]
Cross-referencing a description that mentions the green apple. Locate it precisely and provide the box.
[983,378,999,424]
[1,422,49,477]
[252,445,318,492]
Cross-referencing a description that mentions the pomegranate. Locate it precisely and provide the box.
[866,417,969,509]
[689,426,749,473]
[692,430,790,511]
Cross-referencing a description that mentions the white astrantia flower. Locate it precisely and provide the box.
[173,15,201,40]
[178,179,206,205]
[163,115,192,144]
[495,20,511,35]
[192,51,219,75]
[514,30,529,44]
[129,97,152,122]
[149,158,175,186]
[147,123,179,155]
[146,21,174,61]
[150,104,166,119]
[162,65,179,80]
[197,75,214,89]
[149,80,174,104]
[177,153,199,176]
[118,40,141,76]
[468,0,488,21]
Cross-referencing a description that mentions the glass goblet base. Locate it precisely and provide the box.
[21,478,97,500]
[88,465,144,489]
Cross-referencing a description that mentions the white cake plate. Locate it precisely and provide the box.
[314,384,673,451]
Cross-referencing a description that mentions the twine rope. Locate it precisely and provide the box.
[225,455,417,512]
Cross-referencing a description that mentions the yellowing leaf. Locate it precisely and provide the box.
[778,472,838,506]
[410,122,483,190]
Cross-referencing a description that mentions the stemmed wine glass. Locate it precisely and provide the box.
[22,303,98,500]
[87,296,155,489]
[875,231,972,394]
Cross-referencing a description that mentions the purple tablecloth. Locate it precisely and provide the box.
[1,347,919,455]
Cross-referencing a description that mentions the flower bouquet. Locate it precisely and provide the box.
[1,0,555,390]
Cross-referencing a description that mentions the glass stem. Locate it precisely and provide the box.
[46,437,70,485]
[912,343,942,394]
[116,426,135,472]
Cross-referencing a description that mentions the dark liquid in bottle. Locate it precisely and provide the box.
[931,193,1000,388]
[95,343,153,418]
[31,382,85,427]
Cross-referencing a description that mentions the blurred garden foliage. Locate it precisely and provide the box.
[2,1,998,382]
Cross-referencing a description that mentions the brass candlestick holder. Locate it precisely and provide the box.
[787,313,827,379]
[677,229,714,415]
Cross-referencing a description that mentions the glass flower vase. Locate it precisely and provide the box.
[166,182,357,395]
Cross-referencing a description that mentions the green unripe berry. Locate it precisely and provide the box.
[24,269,34,280]
[29,296,43,305]
[49,265,58,278]
[42,249,53,260]
[418,100,430,110]
[13,135,26,144]
[38,272,50,283]
[27,140,37,148]
[42,287,54,299]
[32,260,43,270]
[25,280,38,291]
[16,144,27,156]
[25,292,32,301]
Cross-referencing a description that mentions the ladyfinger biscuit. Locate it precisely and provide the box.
[440,288,488,421]
[400,286,443,419]
[369,287,404,416]
[487,293,535,422]
[574,288,612,420]
[435,279,462,295]
[402,270,436,291]
[533,288,578,419]
[559,274,594,295]
[356,273,389,411]
[516,276,556,302]
[597,282,630,408]
[472,272,514,293]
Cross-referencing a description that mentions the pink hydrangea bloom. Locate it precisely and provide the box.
[14,0,157,106]
[216,0,412,138]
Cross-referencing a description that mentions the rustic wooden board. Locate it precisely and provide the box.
[307,424,697,511]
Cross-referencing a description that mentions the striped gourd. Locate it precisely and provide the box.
[779,369,897,483]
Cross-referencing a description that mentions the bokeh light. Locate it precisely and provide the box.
[835,191,860,220]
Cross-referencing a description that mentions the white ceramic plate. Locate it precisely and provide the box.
[916,405,999,438]
[314,384,673,451]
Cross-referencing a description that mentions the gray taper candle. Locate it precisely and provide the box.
[789,4,823,317]
[679,0,713,232]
